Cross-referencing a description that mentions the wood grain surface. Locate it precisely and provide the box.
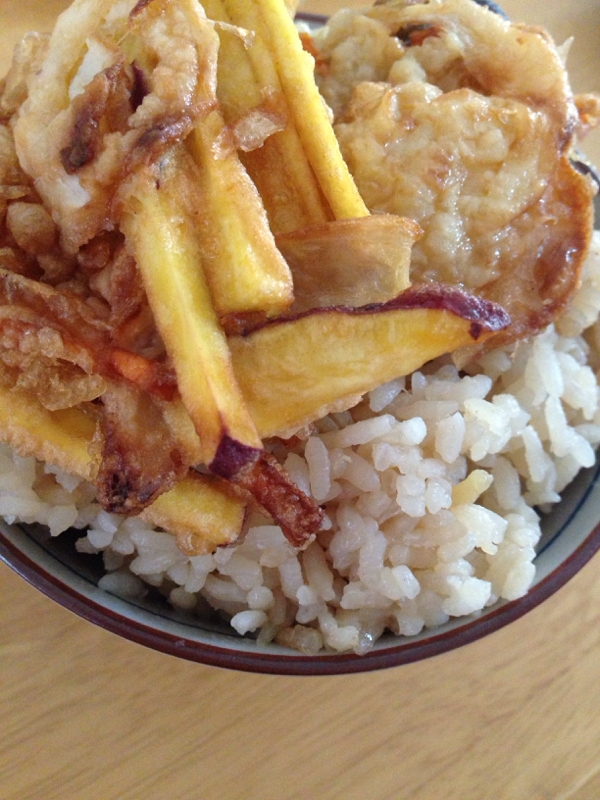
[2,2,600,799]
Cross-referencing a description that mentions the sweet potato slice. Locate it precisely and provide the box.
[145,474,247,556]
[144,3,294,319]
[0,380,247,553]
[122,180,262,468]
[0,380,96,479]
[203,0,368,233]
[202,0,328,234]
[276,214,420,312]
[243,0,368,220]
[184,119,294,317]
[229,285,511,437]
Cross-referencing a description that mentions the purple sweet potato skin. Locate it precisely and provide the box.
[240,284,511,341]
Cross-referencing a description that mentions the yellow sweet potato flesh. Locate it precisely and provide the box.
[141,474,246,555]
[0,381,246,553]
[123,181,262,466]
[246,0,368,221]
[202,0,328,233]
[0,382,96,479]
[229,288,509,437]
[204,0,367,233]
[187,112,294,317]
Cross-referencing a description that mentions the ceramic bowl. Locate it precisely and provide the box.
[2,8,600,676]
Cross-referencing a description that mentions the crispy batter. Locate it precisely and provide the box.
[0,32,50,120]
[0,316,106,410]
[220,451,324,549]
[0,307,101,401]
[84,237,147,331]
[0,125,29,187]
[575,93,600,139]
[0,247,39,279]
[6,202,57,256]
[94,381,188,513]
[0,0,336,548]
[316,0,598,351]
[59,60,131,174]
[228,87,288,153]
[75,231,160,353]
[0,269,175,401]
[13,0,220,253]
[0,125,43,276]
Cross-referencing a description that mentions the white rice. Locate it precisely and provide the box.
[3,232,600,655]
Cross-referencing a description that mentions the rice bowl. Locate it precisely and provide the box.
[1,0,600,672]
[2,216,600,672]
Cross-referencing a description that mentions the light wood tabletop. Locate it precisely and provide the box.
[2,1,600,799]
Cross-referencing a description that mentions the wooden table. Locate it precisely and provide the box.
[2,2,600,798]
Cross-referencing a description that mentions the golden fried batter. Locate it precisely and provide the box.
[13,0,220,253]
[315,0,600,350]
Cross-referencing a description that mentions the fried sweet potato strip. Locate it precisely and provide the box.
[202,0,328,234]
[203,0,367,234]
[229,285,510,438]
[167,118,294,318]
[122,178,263,468]
[239,0,368,221]
[122,165,322,543]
